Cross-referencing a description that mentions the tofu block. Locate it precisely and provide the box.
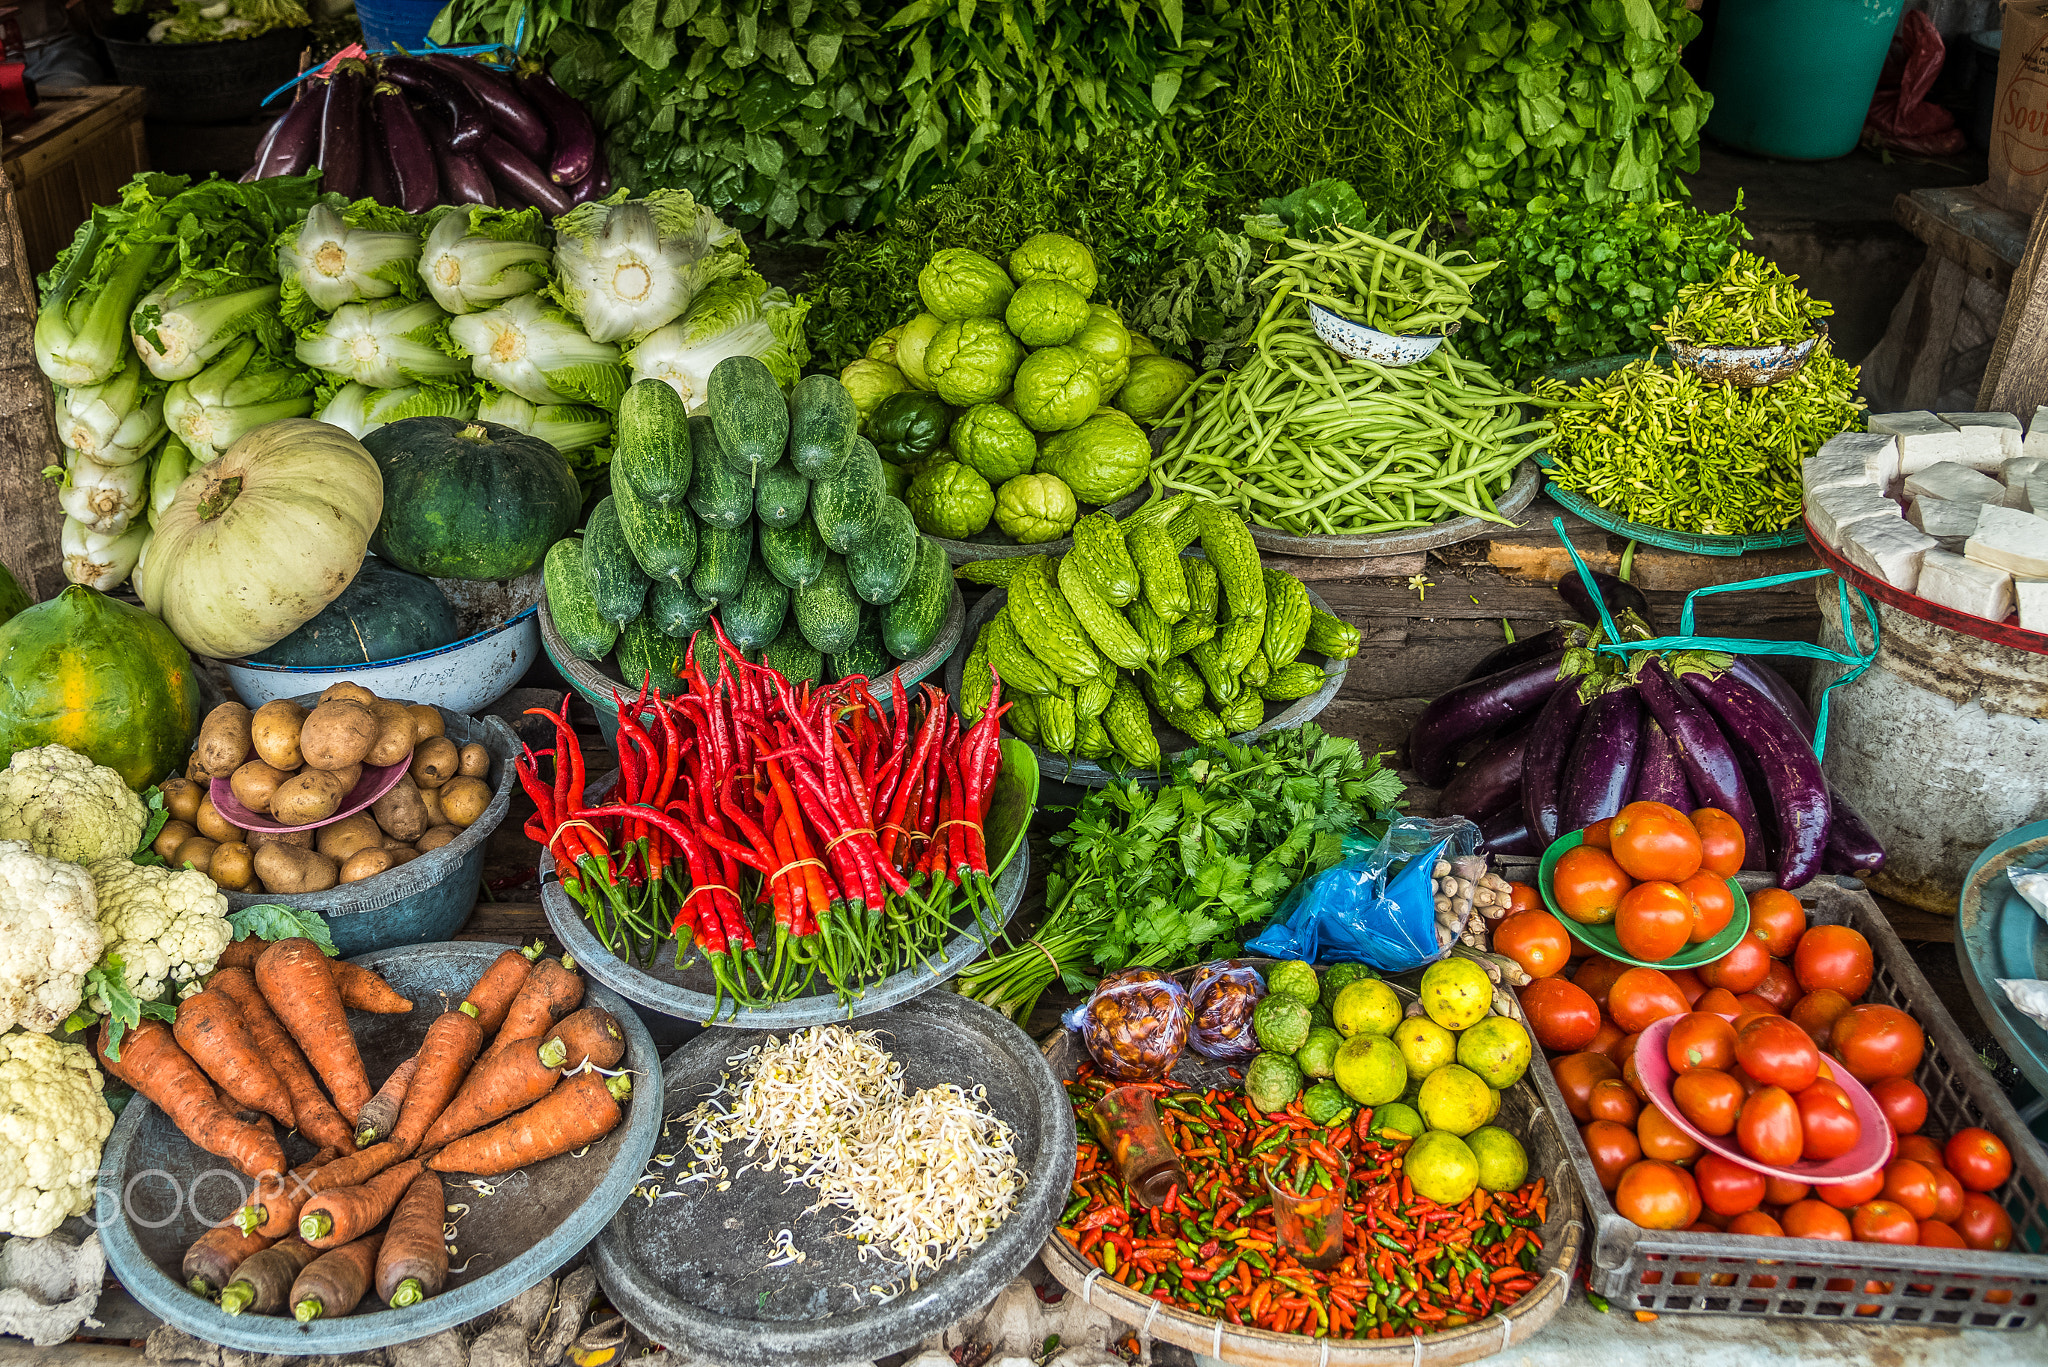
[2018,578,2048,633]
[1868,411,1951,437]
[2025,406,2048,462]
[1916,548,2014,622]
[2001,455,2045,488]
[1812,430,1897,493]
[1939,411,2026,462]
[1905,461,2006,505]
[1964,503,2048,578]
[1806,483,1900,550]
[1908,496,1984,548]
[1843,516,1938,592]
[1804,445,1875,497]
[2032,470,2048,515]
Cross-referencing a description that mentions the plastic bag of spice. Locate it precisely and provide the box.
[1185,959,1266,1062]
[1062,968,1189,1080]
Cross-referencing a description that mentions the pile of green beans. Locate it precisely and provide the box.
[1152,285,1553,537]
[1658,250,1833,348]
[1255,224,1496,336]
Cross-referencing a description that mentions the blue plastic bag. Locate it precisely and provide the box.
[1245,816,1480,973]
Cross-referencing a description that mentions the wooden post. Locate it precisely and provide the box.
[0,165,64,600]
[1979,193,2048,416]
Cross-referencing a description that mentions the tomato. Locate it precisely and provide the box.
[1917,1218,1966,1249]
[1583,818,1614,850]
[1605,1030,1642,1069]
[1831,1004,1925,1084]
[1505,881,1543,914]
[1582,1119,1643,1191]
[1868,1077,1927,1136]
[1615,1159,1698,1231]
[1638,1101,1704,1163]
[1679,871,1735,944]
[1929,1165,1965,1223]
[1728,1209,1783,1237]
[1819,1169,1885,1210]
[1617,880,1698,961]
[1944,1128,2014,1192]
[1494,909,1573,980]
[1666,965,1707,1005]
[1781,1199,1852,1241]
[1851,1200,1919,1245]
[1733,992,1783,1018]
[1609,801,1704,883]
[1957,1193,2015,1251]
[1588,1077,1642,1125]
[1694,987,1743,1016]
[1573,956,1632,1012]
[1895,1134,1944,1168]
[1554,845,1633,925]
[1516,977,1601,1052]
[1694,1152,1767,1217]
[1668,1012,1739,1074]
[1552,1052,1623,1123]
[1794,1079,1862,1161]
[1787,988,1854,1046]
[1763,1174,1811,1205]
[1881,1160,1939,1221]
[1737,1086,1804,1166]
[1745,887,1807,958]
[1608,967,1691,1034]
[1589,1017,1626,1058]
[1737,1016,1821,1092]
[1621,1050,1649,1102]
[1756,959,1801,1011]
[1794,924,1874,998]
[1697,932,1771,994]
[1672,1068,1745,1136]
[1690,808,1746,877]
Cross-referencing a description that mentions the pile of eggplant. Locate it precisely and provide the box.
[1415,571,1885,888]
[244,53,605,216]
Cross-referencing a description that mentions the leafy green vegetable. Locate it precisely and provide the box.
[1658,251,1834,348]
[228,904,340,956]
[72,954,178,1060]
[131,787,169,866]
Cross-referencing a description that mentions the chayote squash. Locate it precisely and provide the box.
[951,403,1038,484]
[905,459,995,539]
[1036,410,1149,505]
[994,473,1077,544]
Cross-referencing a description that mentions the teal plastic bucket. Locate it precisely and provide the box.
[1705,0,1907,159]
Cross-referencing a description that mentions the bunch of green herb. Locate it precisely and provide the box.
[1535,345,1866,536]
[953,725,1404,1023]
[1658,251,1834,348]
[1459,195,1750,378]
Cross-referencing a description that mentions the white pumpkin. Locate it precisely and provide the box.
[138,418,384,659]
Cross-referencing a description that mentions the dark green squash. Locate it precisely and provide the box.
[252,558,463,666]
[364,417,581,581]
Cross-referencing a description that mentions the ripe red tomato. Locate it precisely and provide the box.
[1554,846,1633,925]
[1728,1209,1783,1237]
[1895,1134,1944,1168]
[1582,1119,1643,1191]
[1831,1004,1925,1084]
[1505,881,1543,914]
[1881,1160,1940,1221]
[1928,1165,1965,1223]
[1819,1169,1886,1210]
[1794,924,1874,998]
[1583,818,1615,850]
[1794,1079,1862,1161]
[1755,959,1801,1012]
[1681,872,1736,944]
[1781,1199,1852,1241]
[1610,801,1704,883]
[1588,1077,1642,1125]
[1668,1012,1739,1074]
[1944,1128,2014,1192]
[1764,1174,1811,1205]
[1621,1050,1650,1102]
[1917,1218,1966,1249]
[1517,978,1601,1052]
[1605,1030,1642,1068]
[1698,932,1771,994]
[1589,1017,1626,1057]
[1868,1077,1927,1135]
[1957,1193,2015,1251]
[1748,887,1809,958]
[1851,1200,1920,1245]
[1733,993,1783,1018]
[1694,1152,1767,1217]
[1694,986,1743,1016]
[1608,967,1691,1034]
[1737,1016,1821,1092]
[1690,808,1746,877]
[1738,1087,1804,1167]
[1666,966,1707,1005]
[1494,909,1573,980]
[1615,1159,1698,1231]
[1788,988,1854,1045]
[1552,1052,1623,1122]
[1573,955,1632,1012]
[1673,1068,1744,1137]
[1616,881,1697,962]
[1638,1101,1703,1163]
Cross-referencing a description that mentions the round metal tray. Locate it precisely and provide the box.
[593,990,1074,1367]
[1957,823,2048,1103]
[927,486,1149,565]
[96,942,662,1354]
[1242,459,1543,559]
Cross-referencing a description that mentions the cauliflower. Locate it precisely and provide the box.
[0,842,104,1033]
[0,747,149,864]
[83,858,230,1012]
[0,1032,113,1237]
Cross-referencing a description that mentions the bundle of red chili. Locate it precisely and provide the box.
[516,621,1015,1014]
[1057,1069,1548,1340]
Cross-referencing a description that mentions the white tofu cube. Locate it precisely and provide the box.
[2031,470,2048,515]
[2001,455,2045,487]
[2017,578,2048,633]
[2023,407,2048,462]
[1815,431,1899,494]
[1869,411,1966,479]
[1939,411,2025,462]
[1905,461,2006,505]
[1908,496,1985,548]
[1843,517,1938,592]
[1965,504,2048,578]
[1806,483,1900,549]
[1916,549,2014,622]
[1868,411,1951,437]
[1804,443,1875,496]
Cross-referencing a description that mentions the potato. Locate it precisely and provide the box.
[247,826,312,852]
[339,847,395,884]
[152,820,198,862]
[415,825,461,852]
[329,763,364,796]
[320,682,380,707]
[437,776,491,829]
[254,842,339,894]
[371,778,430,842]
[409,737,459,790]
[316,812,383,863]
[300,699,378,770]
[160,777,204,826]
[229,760,292,815]
[366,699,417,768]
[208,842,256,891]
[270,769,349,826]
[381,839,421,867]
[172,837,219,874]
[186,755,208,781]
[457,743,491,779]
[195,796,239,844]
[417,783,446,827]
[408,703,446,743]
[195,703,253,777]
[250,700,307,770]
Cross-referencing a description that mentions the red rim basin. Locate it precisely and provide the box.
[209,760,411,834]
[1635,1012,1894,1185]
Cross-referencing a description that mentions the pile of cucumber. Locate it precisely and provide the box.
[544,358,954,689]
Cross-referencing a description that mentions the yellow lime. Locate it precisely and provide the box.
[1404,1130,1479,1205]
[1457,1015,1532,1090]
[1331,979,1402,1038]
[1468,1126,1528,1192]
[1394,1017,1457,1082]
[1419,957,1492,1030]
[1333,1034,1406,1106]
[1417,1064,1492,1136]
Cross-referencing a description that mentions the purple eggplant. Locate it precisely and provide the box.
[564,142,613,205]
[244,114,282,182]
[1630,716,1694,810]
[1729,657,1815,739]
[426,53,549,157]
[378,57,490,149]
[1560,682,1643,832]
[373,81,438,214]
[1634,658,1766,863]
[518,68,597,186]
[1438,726,1528,824]
[1520,681,1590,848]
[318,62,368,199]
[1676,663,1832,890]
[1558,569,1656,633]
[480,134,574,216]
[1460,628,1567,685]
[1480,808,1538,857]
[1822,783,1886,873]
[1407,651,1567,786]
[438,143,497,206]
[255,89,324,179]
[359,136,397,207]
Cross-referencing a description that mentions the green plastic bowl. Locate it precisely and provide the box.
[1537,829,1751,969]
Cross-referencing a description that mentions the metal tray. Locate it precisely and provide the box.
[1242,459,1544,559]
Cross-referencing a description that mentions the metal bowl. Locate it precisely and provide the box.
[1663,325,1824,388]
[1309,303,1444,366]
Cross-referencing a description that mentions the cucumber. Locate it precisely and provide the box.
[828,608,894,682]
[686,414,753,530]
[723,557,790,652]
[646,575,714,638]
[611,463,697,588]
[762,614,823,686]
[754,457,810,530]
[759,518,827,591]
[846,497,919,605]
[809,436,886,553]
[691,521,754,605]
[612,378,692,507]
[583,495,651,628]
[789,373,858,479]
[615,615,689,696]
[881,535,950,660]
[794,552,862,656]
[542,537,616,660]
[706,354,790,481]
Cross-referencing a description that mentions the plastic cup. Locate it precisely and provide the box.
[1089,1085,1187,1208]
[1262,1143,1349,1271]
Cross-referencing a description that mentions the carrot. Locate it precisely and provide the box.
[542,1008,625,1070]
[232,1156,330,1237]
[96,1021,284,1180]
[172,987,295,1128]
[237,1143,407,1237]
[416,1036,558,1153]
[290,1230,382,1322]
[257,938,372,1121]
[330,959,413,1014]
[478,954,583,1062]
[208,968,355,1154]
[388,1004,484,1155]
[461,941,544,1036]
[214,939,265,973]
[219,1237,321,1316]
[183,1221,274,1296]
[299,1157,425,1247]
[427,1071,631,1176]
[375,1173,449,1307]
[355,1053,421,1148]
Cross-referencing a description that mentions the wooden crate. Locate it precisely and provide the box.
[2,86,147,277]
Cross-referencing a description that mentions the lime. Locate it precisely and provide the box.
[1302,1080,1354,1127]
[1296,1026,1342,1079]
[1404,1131,1480,1205]
[1419,957,1493,1030]
[1393,1017,1457,1082]
[1333,1035,1406,1106]
[1266,960,1320,1004]
[1456,1015,1532,1090]
[1332,979,1402,1039]
[1370,1101,1425,1144]
[1485,1085,1502,1124]
[1468,1126,1528,1192]
[1417,1064,1492,1136]
[1320,963,1374,1008]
